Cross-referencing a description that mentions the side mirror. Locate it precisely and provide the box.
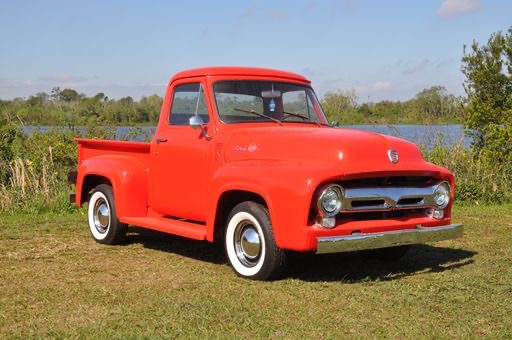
[189,115,205,129]
[189,115,211,140]
[331,120,339,127]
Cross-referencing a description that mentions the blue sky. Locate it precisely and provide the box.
[1,0,511,101]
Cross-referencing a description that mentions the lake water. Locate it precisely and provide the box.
[22,124,470,150]
[344,124,470,149]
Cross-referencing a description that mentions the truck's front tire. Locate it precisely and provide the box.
[224,202,286,280]
[87,184,127,245]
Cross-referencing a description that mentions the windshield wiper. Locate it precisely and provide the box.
[282,111,308,120]
[234,108,283,126]
[282,111,330,127]
[283,110,326,127]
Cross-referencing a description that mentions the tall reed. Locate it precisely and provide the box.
[424,140,511,204]
[0,127,510,214]
[0,146,70,213]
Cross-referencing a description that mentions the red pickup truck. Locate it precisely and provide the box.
[71,67,463,280]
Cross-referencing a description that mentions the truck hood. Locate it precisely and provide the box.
[221,126,443,176]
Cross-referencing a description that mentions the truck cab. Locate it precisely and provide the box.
[72,67,463,280]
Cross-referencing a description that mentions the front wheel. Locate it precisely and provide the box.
[224,202,286,280]
[87,184,127,245]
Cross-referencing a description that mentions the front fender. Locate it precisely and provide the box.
[76,155,148,219]
[208,161,341,250]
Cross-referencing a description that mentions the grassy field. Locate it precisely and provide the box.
[1,204,511,338]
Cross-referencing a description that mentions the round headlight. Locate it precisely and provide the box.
[434,181,450,208]
[317,185,343,217]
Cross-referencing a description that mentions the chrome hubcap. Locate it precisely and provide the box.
[93,198,110,234]
[234,221,262,267]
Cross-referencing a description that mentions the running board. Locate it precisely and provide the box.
[121,216,207,240]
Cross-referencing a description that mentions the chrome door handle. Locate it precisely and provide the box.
[156,137,168,144]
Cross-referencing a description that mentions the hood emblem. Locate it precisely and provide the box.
[388,149,399,163]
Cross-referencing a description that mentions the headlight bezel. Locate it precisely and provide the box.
[316,184,344,217]
[433,181,451,209]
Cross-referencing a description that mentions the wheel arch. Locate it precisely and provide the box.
[211,189,269,244]
[80,174,112,205]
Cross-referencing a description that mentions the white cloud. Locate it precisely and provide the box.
[239,9,289,19]
[38,74,89,89]
[403,59,430,75]
[240,9,255,18]
[372,81,392,91]
[437,0,482,17]
[112,7,128,15]
[39,74,87,83]
[309,70,391,100]
[355,81,392,95]
[266,11,289,19]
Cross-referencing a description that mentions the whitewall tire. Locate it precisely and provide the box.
[87,184,127,245]
[224,201,286,280]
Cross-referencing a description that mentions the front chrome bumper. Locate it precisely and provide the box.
[316,224,463,254]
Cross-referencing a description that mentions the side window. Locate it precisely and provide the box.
[169,83,209,126]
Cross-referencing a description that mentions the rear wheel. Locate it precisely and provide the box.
[87,184,127,245]
[224,201,286,280]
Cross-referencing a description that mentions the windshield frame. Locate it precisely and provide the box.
[211,80,328,125]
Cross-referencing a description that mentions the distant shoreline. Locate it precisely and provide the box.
[21,124,470,149]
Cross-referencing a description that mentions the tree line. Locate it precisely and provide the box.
[0,85,464,126]
[0,87,162,126]
[322,86,465,125]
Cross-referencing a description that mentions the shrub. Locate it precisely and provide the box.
[424,139,511,204]
[462,26,512,164]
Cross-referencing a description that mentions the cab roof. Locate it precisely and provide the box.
[171,66,310,84]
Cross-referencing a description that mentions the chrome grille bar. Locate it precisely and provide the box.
[341,184,439,212]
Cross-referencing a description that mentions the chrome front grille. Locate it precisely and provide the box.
[340,183,440,212]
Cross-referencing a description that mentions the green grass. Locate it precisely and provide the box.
[1,205,511,338]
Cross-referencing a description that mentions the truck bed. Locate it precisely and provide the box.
[76,138,151,166]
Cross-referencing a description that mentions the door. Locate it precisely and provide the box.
[149,81,213,222]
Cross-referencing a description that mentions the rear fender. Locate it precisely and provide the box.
[76,155,148,219]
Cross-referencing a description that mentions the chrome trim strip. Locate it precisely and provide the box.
[316,223,463,254]
[341,184,442,212]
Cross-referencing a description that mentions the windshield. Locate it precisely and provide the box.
[213,81,328,124]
